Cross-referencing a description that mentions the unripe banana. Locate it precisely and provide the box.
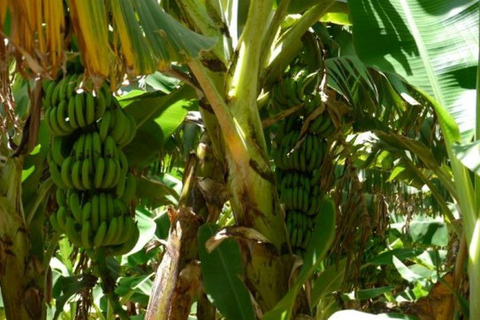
[74,94,86,128]
[58,76,69,102]
[67,74,79,99]
[49,211,63,233]
[92,132,102,163]
[85,93,95,125]
[56,206,68,231]
[48,154,68,189]
[67,97,79,129]
[94,221,107,248]
[94,157,106,189]
[95,90,107,119]
[81,200,91,223]
[81,221,93,249]
[81,160,92,190]
[69,192,83,223]
[65,217,82,247]
[105,223,139,256]
[122,172,136,203]
[71,160,84,190]
[43,81,56,108]
[99,110,111,142]
[60,156,74,189]
[56,100,73,133]
[103,217,119,246]
[51,136,66,166]
[111,216,125,245]
[56,188,66,207]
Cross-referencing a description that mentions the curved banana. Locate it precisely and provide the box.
[103,136,116,159]
[85,93,95,125]
[71,160,84,190]
[95,90,107,119]
[105,223,139,256]
[102,217,119,246]
[56,206,68,231]
[49,212,63,233]
[51,81,61,106]
[67,74,79,99]
[73,134,86,161]
[94,221,107,248]
[102,158,116,189]
[67,97,79,129]
[106,193,114,221]
[83,133,93,163]
[43,81,56,108]
[94,157,105,189]
[81,221,93,249]
[60,156,74,189]
[74,94,86,128]
[69,191,83,223]
[51,136,66,166]
[58,76,69,102]
[92,132,102,163]
[65,217,82,247]
[56,100,73,133]
[111,216,125,245]
[81,159,92,190]
[56,188,66,207]
[110,110,125,144]
[122,173,136,203]
[48,154,68,189]
[82,201,91,223]
[99,110,111,142]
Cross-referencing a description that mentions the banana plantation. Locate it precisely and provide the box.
[0,0,478,320]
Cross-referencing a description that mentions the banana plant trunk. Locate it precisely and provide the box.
[0,158,45,320]
[186,0,292,313]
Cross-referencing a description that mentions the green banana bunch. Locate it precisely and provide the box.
[271,64,337,255]
[44,74,139,256]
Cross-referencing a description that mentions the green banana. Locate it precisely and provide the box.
[51,136,66,166]
[58,76,69,102]
[82,201,91,223]
[56,206,68,231]
[95,90,107,119]
[110,109,126,144]
[48,154,68,189]
[67,74,79,99]
[81,221,93,249]
[102,158,116,189]
[81,160,92,190]
[122,173,136,203]
[65,217,82,247]
[74,94,86,128]
[67,97,79,129]
[94,221,107,248]
[103,216,119,246]
[51,81,61,106]
[56,100,73,133]
[85,93,95,125]
[105,223,139,256]
[49,211,63,233]
[111,216,125,245]
[69,192,83,223]
[73,134,86,161]
[60,156,74,189]
[94,157,105,189]
[43,81,56,108]
[92,132,102,163]
[99,193,108,222]
[71,160,84,190]
[99,110,111,142]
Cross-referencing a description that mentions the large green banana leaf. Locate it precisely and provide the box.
[349,0,478,142]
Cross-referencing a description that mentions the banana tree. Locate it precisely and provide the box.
[349,0,479,318]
